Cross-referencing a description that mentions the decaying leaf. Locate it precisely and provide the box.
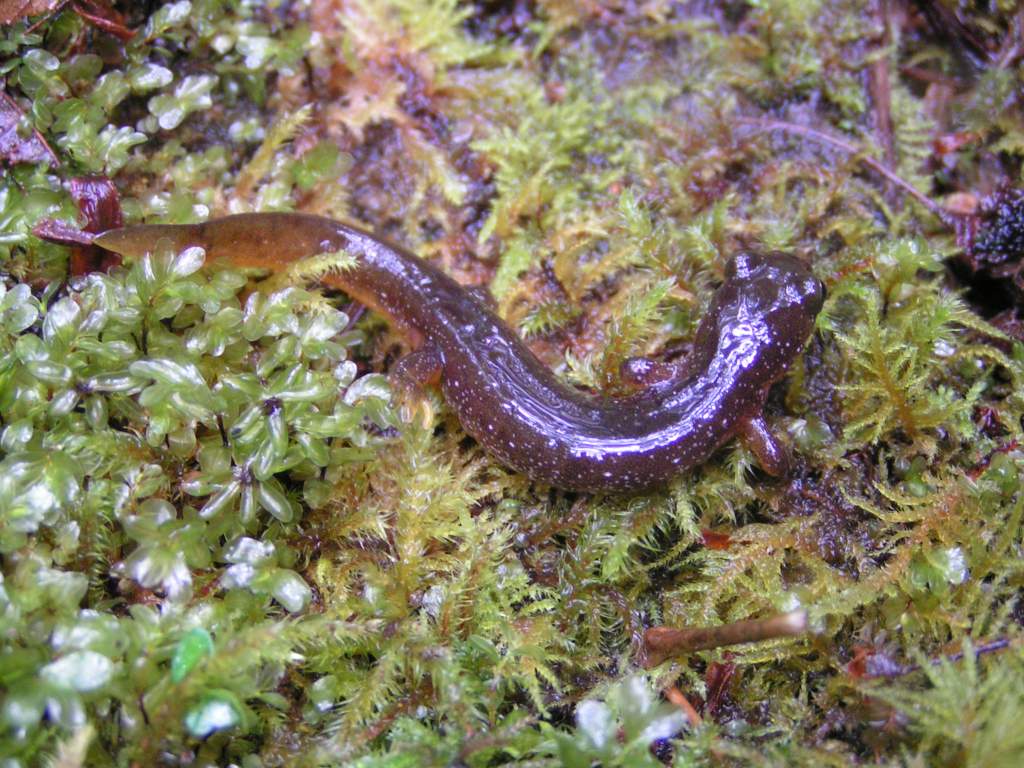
[0,0,59,25]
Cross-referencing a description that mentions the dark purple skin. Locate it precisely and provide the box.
[94,213,824,492]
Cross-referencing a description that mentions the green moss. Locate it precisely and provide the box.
[868,642,1024,767]
[3,0,1024,765]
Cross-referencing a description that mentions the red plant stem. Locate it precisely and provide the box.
[665,686,702,727]
[737,116,949,220]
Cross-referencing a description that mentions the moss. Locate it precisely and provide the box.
[2,0,1024,766]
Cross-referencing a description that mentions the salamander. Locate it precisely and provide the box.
[93,212,824,492]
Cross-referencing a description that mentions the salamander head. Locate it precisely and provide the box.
[701,252,824,386]
[726,251,824,320]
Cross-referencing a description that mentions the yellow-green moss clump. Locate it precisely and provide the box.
[2,1,1024,766]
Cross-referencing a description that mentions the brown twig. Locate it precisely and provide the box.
[643,610,807,667]
[737,116,950,221]
[868,0,896,173]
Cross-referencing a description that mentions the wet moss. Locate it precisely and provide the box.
[2,1,1024,766]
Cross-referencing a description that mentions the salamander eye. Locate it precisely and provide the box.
[803,276,825,314]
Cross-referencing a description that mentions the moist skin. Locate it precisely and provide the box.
[95,212,824,492]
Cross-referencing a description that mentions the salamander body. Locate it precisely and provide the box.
[95,213,823,492]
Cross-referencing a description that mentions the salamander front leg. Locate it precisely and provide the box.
[739,415,790,477]
[390,344,444,428]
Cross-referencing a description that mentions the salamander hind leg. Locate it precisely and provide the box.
[739,415,791,477]
[390,344,444,428]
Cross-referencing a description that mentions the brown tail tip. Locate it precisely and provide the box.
[93,229,134,256]
[92,224,199,258]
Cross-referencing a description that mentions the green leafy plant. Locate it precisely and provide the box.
[2,1,1024,766]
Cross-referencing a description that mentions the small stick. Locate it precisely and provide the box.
[643,610,807,667]
[867,0,896,172]
[736,116,950,221]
